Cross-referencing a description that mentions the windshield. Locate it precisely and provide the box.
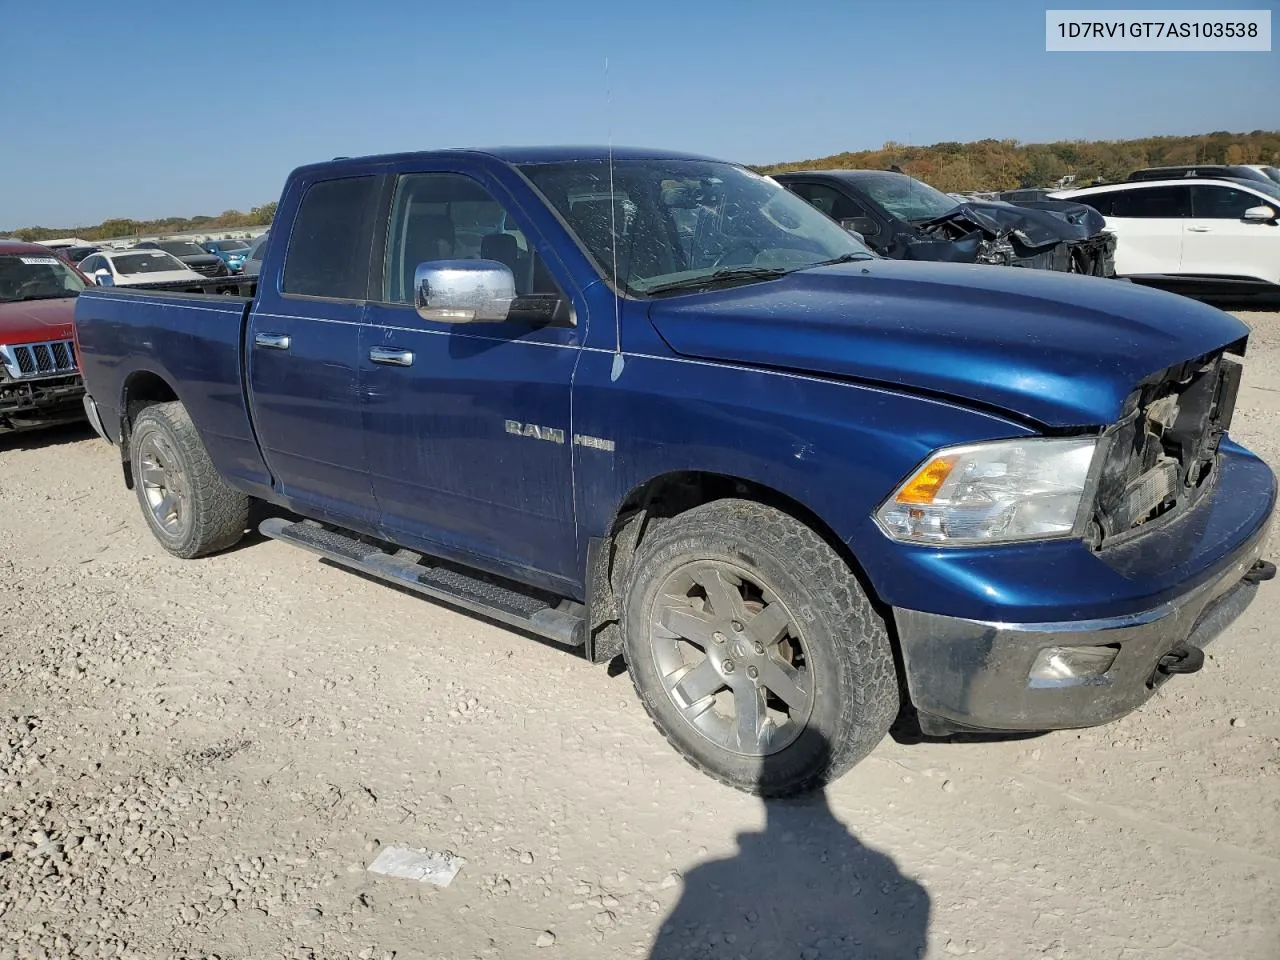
[211,239,249,251]
[158,241,206,258]
[1234,178,1280,202]
[113,252,186,274]
[1260,167,1280,187]
[520,159,871,295]
[853,172,960,222]
[0,254,87,302]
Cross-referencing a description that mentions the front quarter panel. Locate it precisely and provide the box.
[571,305,1039,599]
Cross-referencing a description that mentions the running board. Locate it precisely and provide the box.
[259,518,585,647]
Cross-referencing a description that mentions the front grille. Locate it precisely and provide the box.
[192,260,225,277]
[1092,352,1241,545]
[0,340,79,380]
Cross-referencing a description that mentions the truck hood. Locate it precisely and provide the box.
[645,260,1249,427]
[0,296,77,344]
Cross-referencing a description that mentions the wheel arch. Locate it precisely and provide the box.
[584,469,891,665]
[117,369,182,488]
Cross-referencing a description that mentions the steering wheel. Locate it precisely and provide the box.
[712,242,760,268]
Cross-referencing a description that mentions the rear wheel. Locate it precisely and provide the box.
[622,499,899,796]
[130,402,248,558]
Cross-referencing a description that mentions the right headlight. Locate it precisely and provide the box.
[876,437,1098,545]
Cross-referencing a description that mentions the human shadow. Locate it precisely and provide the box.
[651,739,931,960]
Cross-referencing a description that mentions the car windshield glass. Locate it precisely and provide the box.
[0,254,87,302]
[213,240,249,251]
[853,172,960,222]
[1263,167,1280,185]
[1239,178,1280,201]
[157,241,206,257]
[114,252,184,274]
[521,158,871,296]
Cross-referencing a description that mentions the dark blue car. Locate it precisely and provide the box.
[72,147,1275,796]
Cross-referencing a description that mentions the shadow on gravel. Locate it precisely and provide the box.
[0,420,96,451]
[650,735,931,960]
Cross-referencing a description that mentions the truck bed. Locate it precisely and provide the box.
[74,284,274,496]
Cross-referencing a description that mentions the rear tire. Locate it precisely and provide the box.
[622,499,898,796]
[130,402,248,559]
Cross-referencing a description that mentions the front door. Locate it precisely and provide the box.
[246,173,381,527]
[360,168,582,586]
[1183,183,1280,283]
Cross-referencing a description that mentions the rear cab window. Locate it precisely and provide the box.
[282,176,380,299]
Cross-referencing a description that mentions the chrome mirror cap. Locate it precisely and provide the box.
[414,259,515,323]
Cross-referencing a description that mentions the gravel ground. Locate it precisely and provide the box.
[1,309,1279,960]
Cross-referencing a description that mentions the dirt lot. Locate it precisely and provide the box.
[2,310,1279,960]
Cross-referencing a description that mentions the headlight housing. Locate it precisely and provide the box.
[876,437,1097,545]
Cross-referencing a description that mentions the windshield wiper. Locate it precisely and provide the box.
[18,293,74,302]
[808,252,876,267]
[643,266,791,296]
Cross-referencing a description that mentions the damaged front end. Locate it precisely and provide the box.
[896,199,1117,277]
[1087,342,1246,550]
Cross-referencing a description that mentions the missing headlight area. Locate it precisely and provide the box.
[1089,350,1243,547]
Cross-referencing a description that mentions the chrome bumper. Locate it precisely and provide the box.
[894,521,1271,734]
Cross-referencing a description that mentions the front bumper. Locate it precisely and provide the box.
[893,452,1275,734]
[0,374,85,432]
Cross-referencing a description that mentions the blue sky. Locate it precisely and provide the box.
[2,0,1275,228]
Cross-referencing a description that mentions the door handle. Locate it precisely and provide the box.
[1187,226,1212,233]
[254,332,291,350]
[369,346,414,367]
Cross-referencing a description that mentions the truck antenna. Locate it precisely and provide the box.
[606,57,624,381]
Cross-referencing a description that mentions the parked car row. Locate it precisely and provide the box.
[773,163,1280,297]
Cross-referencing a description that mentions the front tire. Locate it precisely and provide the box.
[130,402,248,559]
[623,499,899,796]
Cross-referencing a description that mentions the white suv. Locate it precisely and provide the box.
[1052,178,1280,294]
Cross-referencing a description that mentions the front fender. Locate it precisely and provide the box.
[571,346,1038,605]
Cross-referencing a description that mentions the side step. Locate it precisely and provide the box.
[259,518,585,647]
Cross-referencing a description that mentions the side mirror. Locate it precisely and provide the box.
[1243,205,1277,223]
[414,259,515,323]
[840,217,877,237]
[93,269,113,286]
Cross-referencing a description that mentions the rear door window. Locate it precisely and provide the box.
[1078,193,1115,216]
[1108,186,1191,218]
[283,176,379,299]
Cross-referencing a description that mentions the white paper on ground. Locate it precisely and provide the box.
[366,844,466,886]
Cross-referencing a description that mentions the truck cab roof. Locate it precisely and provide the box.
[289,145,727,178]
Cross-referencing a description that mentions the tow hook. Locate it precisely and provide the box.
[1156,643,1205,676]
[1242,559,1277,585]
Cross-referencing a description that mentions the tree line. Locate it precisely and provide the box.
[755,130,1280,193]
[5,202,277,243]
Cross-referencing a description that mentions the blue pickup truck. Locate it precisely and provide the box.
[73,147,1276,796]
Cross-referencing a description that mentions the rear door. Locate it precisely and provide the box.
[245,173,382,527]
[360,164,583,586]
[1092,185,1190,277]
[1184,184,1280,284]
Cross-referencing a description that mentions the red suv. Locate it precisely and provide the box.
[0,241,89,434]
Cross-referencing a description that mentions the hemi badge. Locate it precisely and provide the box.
[574,434,615,452]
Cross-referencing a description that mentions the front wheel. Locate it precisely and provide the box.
[623,499,899,796]
[130,402,249,559]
